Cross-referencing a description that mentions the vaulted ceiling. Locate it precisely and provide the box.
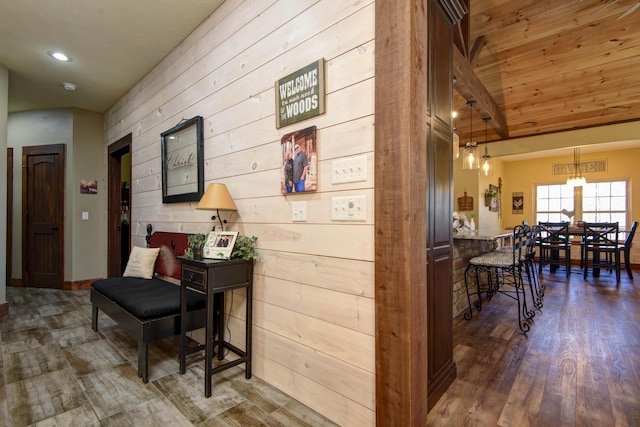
[453,0,640,145]
[1,0,638,148]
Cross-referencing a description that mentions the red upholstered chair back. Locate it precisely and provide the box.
[148,232,189,280]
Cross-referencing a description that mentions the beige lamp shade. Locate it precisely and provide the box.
[197,183,237,211]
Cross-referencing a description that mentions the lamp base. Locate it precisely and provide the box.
[211,209,227,231]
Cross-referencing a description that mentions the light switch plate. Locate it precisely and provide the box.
[292,201,307,221]
[331,195,366,221]
[331,155,368,184]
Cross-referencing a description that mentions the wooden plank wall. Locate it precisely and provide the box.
[103,1,376,425]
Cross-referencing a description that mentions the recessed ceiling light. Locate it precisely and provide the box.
[48,51,71,62]
[62,82,77,91]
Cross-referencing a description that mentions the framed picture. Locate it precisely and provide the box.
[280,126,317,193]
[489,184,500,213]
[80,179,98,194]
[203,231,238,260]
[161,116,204,203]
[512,192,524,214]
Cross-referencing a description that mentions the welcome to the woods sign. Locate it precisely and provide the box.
[276,59,326,128]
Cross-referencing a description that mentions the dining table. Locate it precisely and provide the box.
[567,224,627,237]
[551,223,626,276]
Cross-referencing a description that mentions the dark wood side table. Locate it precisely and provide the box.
[178,256,253,397]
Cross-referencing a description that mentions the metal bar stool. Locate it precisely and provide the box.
[464,225,533,334]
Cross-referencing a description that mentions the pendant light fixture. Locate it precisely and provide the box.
[566,147,586,187]
[462,101,479,170]
[479,117,493,176]
[452,111,460,159]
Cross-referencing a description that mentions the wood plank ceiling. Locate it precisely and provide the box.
[453,0,640,145]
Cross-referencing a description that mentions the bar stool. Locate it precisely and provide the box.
[464,225,533,333]
[524,224,544,308]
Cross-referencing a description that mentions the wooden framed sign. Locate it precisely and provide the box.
[275,59,325,128]
[160,116,204,203]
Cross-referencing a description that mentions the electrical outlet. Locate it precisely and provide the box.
[291,201,307,221]
[331,155,368,184]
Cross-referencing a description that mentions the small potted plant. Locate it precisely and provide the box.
[484,187,498,206]
[231,235,258,261]
[186,233,207,260]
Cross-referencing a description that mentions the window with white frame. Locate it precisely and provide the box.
[535,183,575,223]
[581,180,627,224]
[535,180,628,227]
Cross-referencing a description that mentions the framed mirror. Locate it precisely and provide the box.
[161,115,204,203]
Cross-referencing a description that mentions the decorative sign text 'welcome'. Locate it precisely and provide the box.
[276,59,325,128]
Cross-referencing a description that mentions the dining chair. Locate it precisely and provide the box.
[583,222,620,282]
[616,221,637,280]
[537,222,572,277]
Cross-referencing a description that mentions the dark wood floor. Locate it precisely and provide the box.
[428,267,640,426]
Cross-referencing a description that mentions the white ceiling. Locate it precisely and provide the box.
[0,0,225,113]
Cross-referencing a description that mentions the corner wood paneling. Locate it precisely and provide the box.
[375,0,455,424]
[427,2,456,411]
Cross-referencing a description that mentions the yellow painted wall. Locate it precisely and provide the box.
[500,146,640,263]
[453,153,504,233]
[501,147,640,228]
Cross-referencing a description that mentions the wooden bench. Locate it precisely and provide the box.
[91,224,207,383]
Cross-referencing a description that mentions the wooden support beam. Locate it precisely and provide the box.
[453,46,509,139]
[469,35,485,66]
[375,0,429,424]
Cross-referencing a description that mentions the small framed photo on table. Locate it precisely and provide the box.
[203,231,238,260]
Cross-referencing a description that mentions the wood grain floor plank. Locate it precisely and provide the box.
[576,353,615,426]
[429,269,640,426]
[497,351,549,427]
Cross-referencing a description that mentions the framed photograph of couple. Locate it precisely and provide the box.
[203,231,238,260]
[281,126,317,194]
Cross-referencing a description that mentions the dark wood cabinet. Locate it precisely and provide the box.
[426,3,456,410]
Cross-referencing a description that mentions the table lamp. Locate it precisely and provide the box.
[196,183,237,231]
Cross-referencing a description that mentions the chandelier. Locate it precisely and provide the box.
[479,117,492,176]
[566,147,586,187]
[462,101,479,170]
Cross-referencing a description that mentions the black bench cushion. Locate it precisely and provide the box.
[91,277,205,320]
